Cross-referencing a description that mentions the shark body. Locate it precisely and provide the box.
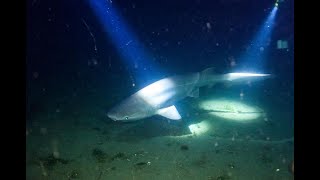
[107,68,270,121]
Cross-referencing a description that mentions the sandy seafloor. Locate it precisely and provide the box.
[26,82,294,180]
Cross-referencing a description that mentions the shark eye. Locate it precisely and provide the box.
[125,116,129,120]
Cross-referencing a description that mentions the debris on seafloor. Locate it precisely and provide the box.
[134,162,150,170]
[180,144,189,151]
[37,154,70,170]
[92,148,109,163]
[67,169,80,179]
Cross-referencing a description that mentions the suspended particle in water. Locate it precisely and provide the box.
[126,40,132,46]
[40,127,47,135]
[92,59,98,65]
[53,151,60,159]
[214,142,218,147]
[206,22,211,30]
[240,91,244,100]
[260,47,264,52]
[230,60,236,67]
[228,56,236,67]
[33,72,39,79]
[52,139,60,158]
[246,81,252,87]
[40,161,48,176]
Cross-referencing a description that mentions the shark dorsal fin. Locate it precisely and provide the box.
[157,105,181,120]
[201,67,216,75]
[188,88,199,98]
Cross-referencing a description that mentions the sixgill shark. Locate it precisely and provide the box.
[107,68,270,121]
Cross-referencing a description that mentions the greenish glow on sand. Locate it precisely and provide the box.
[199,98,264,122]
[188,121,210,135]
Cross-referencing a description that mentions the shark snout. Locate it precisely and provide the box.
[107,111,118,121]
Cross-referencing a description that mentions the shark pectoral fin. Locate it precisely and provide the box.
[189,88,199,98]
[157,105,181,120]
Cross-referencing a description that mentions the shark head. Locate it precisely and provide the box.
[107,96,153,121]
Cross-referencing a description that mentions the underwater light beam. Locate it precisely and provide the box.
[238,6,278,72]
[87,0,161,85]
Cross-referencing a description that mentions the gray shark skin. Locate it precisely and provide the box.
[107,68,270,121]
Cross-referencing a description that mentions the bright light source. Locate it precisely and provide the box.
[87,0,162,85]
[188,121,210,135]
[199,99,264,122]
[236,4,278,72]
[227,73,271,81]
[229,73,270,77]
